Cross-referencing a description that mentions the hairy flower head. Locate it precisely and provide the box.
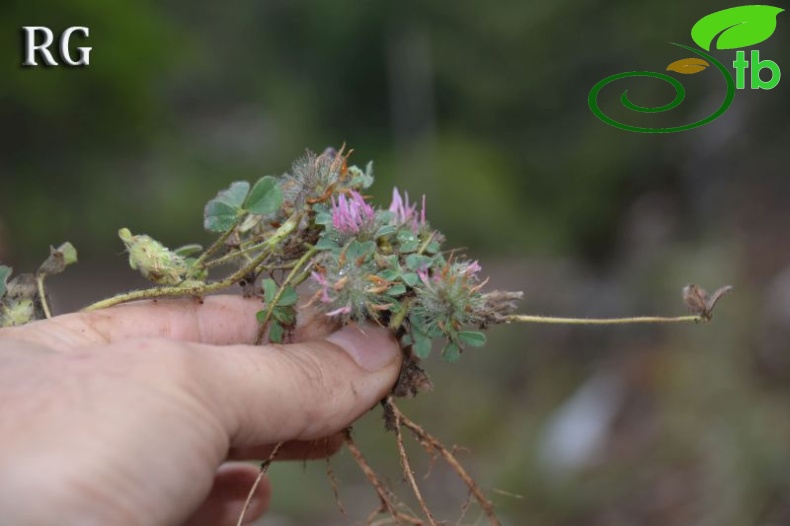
[413,260,487,333]
[309,244,394,322]
[118,228,188,286]
[281,149,349,210]
[332,190,376,234]
[389,187,427,233]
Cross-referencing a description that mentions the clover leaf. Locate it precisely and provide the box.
[441,341,461,363]
[244,176,282,216]
[204,181,250,232]
[458,331,487,348]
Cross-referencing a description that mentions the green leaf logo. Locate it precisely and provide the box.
[691,5,784,51]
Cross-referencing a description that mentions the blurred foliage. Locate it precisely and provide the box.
[5,0,786,260]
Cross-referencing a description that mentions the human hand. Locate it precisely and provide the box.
[0,295,402,526]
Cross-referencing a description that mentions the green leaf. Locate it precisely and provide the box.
[411,315,443,338]
[458,331,487,348]
[386,283,407,296]
[262,278,278,304]
[315,212,333,226]
[277,286,298,307]
[413,331,432,358]
[273,306,296,325]
[425,241,441,254]
[0,266,12,297]
[269,321,285,343]
[401,272,420,287]
[405,254,433,272]
[204,182,250,232]
[256,310,267,324]
[346,240,376,261]
[204,200,240,232]
[691,6,784,51]
[217,181,251,208]
[397,230,417,244]
[441,342,462,363]
[315,236,339,251]
[375,225,397,238]
[397,230,420,253]
[174,244,203,257]
[378,269,399,282]
[244,176,283,215]
[348,162,374,189]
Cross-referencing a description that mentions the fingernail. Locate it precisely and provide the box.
[327,323,401,372]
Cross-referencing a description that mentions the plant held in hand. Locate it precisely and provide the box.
[0,147,730,525]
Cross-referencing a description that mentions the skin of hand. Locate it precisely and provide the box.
[0,295,402,526]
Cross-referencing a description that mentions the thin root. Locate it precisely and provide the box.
[326,457,348,518]
[236,441,284,526]
[391,405,438,526]
[384,398,501,526]
[343,428,423,525]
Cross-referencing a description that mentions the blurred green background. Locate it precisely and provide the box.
[2,0,790,524]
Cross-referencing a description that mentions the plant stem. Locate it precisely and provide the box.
[83,212,302,312]
[417,231,436,255]
[255,244,317,344]
[505,314,703,325]
[35,274,52,319]
[205,235,271,269]
[193,223,238,271]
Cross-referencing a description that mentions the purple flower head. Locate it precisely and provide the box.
[331,190,376,234]
[326,305,352,317]
[310,271,332,303]
[463,260,482,277]
[389,187,427,233]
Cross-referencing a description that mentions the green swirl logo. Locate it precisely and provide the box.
[589,5,784,133]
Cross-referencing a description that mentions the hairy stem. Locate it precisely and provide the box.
[83,212,302,311]
[35,274,52,319]
[255,244,317,344]
[205,232,279,269]
[505,314,703,325]
[193,222,238,271]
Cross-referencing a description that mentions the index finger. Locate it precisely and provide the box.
[2,295,268,350]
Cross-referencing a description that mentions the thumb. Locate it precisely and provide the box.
[195,323,402,447]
